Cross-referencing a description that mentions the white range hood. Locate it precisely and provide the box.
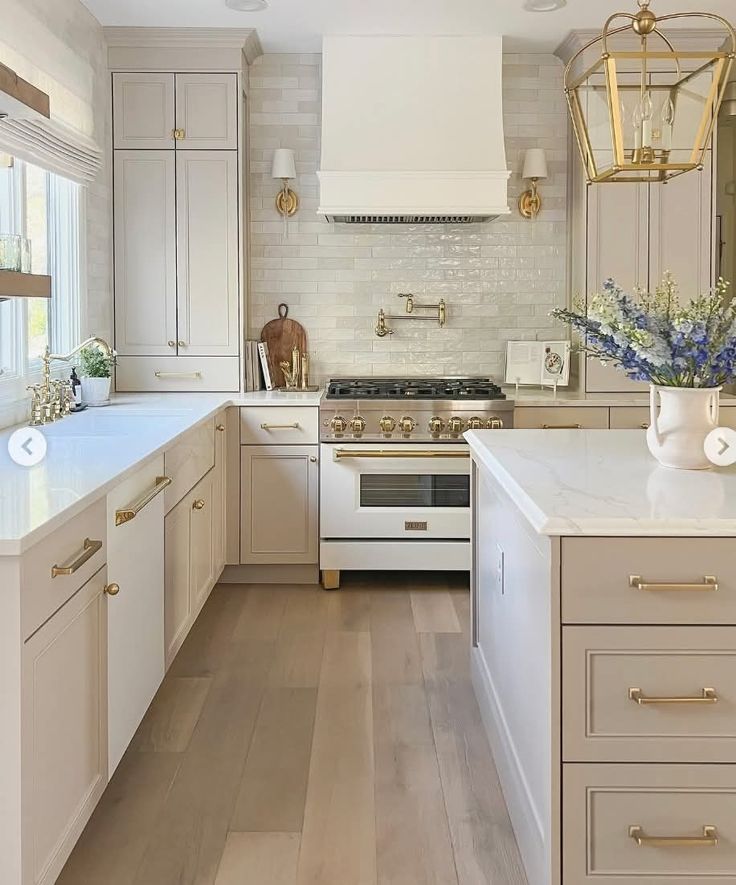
[318,35,510,224]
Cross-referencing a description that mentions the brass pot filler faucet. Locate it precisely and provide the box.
[375,293,447,337]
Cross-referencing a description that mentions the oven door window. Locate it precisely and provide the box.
[360,474,469,508]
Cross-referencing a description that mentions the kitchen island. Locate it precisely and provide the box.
[466,429,736,885]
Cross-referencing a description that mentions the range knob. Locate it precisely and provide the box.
[350,415,367,435]
[428,416,445,435]
[447,416,464,434]
[399,416,416,434]
[330,415,348,434]
[379,415,396,433]
[467,416,484,430]
[487,416,504,429]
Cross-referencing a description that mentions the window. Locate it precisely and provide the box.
[0,158,81,399]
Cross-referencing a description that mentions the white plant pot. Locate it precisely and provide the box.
[80,376,111,405]
[646,384,720,470]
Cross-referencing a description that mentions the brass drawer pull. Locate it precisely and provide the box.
[541,423,582,429]
[629,825,718,848]
[51,538,103,578]
[629,575,718,592]
[192,498,206,510]
[333,449,470,460]
[104,582,120,596]
[216,423,226,432]
[155,371,202,379]
[260,422,301,430]
[629,687,718,705]
[115,475,172,526]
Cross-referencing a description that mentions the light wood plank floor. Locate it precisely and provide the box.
[58,572,526,885]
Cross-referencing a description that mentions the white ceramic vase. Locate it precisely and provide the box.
[646,384,720,470]
[80,376,111,406]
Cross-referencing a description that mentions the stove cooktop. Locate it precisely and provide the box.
[325,377,506,401]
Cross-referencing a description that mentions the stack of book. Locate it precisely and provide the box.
[244,339,274,391]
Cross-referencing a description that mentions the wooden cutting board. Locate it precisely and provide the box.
[260,303,307,388]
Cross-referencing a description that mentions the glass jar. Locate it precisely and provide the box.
[0,234,22,271]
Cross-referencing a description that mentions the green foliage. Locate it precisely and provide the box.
[79,345,114,378]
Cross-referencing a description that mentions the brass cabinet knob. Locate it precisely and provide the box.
[330,415,348,433]
[178,340,186,347]
[448,416,464,434]
[379,415,396,433]
[309,455,318,463]
[428,416,444,434]
[487,416,504,429]
[399,416,416,434]
[104,582,120,596]
[167,340,176,348]
[192,499,205,510]
[467,416,484,430]
[173,128,185,140]
[216,424,226,432]
[350,416,366,434]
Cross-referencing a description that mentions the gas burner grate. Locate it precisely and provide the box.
[325,377,506,400]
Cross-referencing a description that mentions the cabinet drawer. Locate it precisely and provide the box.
[563,763,736,883]
[609,406,650,429]
[513,406,609,429]
[115,356,240,392]
[563,626,736,763]
[240,406,319,445]
[21,499,107,641]
[164,420,214,513]
[561,537,736,625]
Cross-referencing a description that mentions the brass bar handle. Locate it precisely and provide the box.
[155,371,202,379]
[541,423,582,429]
[51,538,103,578]
[629,575,718,592]
[192,498,206,510]
[629,825,718,848]
[333,449,470,460]
[260,422,300,430]
[629,687,718,705]
[115,475,172,526]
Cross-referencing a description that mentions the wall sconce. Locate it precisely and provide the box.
[271,148,299,217]
[518,148,548,219]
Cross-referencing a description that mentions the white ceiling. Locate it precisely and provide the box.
[79,0,736,54]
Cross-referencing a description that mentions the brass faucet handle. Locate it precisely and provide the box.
[398,293,415,313]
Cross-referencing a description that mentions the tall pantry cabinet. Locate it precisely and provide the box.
[112,71,241,391]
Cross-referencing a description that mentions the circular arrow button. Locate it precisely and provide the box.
[8,427,47,467]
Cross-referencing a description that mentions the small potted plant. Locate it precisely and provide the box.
[78,344,115,406]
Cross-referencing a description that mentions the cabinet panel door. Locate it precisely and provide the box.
[175,151,239,356]
[114,151,177,356]
[240,445,319,565]
[113,73,175,150]
[585,181,649,393]
[106,457,165,776]
[175,73,238,150]
[213,412,228,578]
[22,567,107,885]
[164,496,191,668]
[649,155,714,295]
[190,471,215,616]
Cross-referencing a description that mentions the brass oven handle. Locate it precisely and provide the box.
[115,475,172,526]
[260,422,300,430]
[333,449,470,460]
[155,371,202,379]
[51,538,103,578]
[629,825,718,848]
[541,423,582,429]
[629,687,718,705]
[629,575,718,592]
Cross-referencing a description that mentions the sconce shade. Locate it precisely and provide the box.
[271,148,296,180]
[522,148,548,180]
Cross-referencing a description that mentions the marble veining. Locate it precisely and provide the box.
[466,429,736,536]
[0,392,323,556]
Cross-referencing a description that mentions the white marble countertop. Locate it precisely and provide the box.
[0,390,323,556]
[466,429,736,537]
[506,387,736,408]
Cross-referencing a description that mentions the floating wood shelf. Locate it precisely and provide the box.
[0,270,52,301]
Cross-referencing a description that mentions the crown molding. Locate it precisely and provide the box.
[104,27,263,71]
[555,27,731,64]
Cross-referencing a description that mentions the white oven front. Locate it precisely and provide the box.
[320,442,470,540]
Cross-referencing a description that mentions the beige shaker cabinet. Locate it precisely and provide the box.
[112,72,176,150]
[174,73,238,150]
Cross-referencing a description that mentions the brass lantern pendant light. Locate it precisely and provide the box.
[564,0,735,183]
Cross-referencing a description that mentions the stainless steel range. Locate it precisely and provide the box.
[319,378,512,589]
